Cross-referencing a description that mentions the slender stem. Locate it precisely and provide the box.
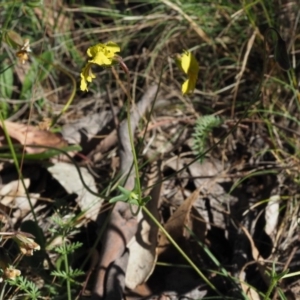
[259,1,272,27]
[120,57,220,292]
[264,277,277,300]
[63,239,72,300]
[0,112,37,223]
[0,282,7,300]
[121,63,143,211]
[0,2,16,48]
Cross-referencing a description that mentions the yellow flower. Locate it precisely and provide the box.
[176,51,199,95]
[80,41,120,91]
[16,38,31,64]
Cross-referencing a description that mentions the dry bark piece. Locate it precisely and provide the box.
[0,120,67,154]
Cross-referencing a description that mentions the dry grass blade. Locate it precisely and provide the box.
[231,29,257,117]
[160,0,211,44]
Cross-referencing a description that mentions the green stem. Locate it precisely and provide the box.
[63,239,72,300]
[259,0,272,27]
[0,112,37,223]
[263,277,277,300]
[123,68,142,213]
[0,2,16,48]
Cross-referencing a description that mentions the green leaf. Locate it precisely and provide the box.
[142,195,151,205]
[0,145,81,160]
[109,193,128,203]
[0,56,12,73]
[117,185,131,196]
[0,63,14,98]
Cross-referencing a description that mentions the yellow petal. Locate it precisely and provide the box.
[182,76,197,95]
[80,63,96,91]
[180,51,199,75]
[178,51,199,95]
[104,41,120,57]
[180,51,191,74]
[87,44,105,58]
[80,75,88,91]
[87,42,120,63]
[182,79,189,94]
[89,51,112,66]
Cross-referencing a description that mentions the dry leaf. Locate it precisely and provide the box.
[157,188,206,257]
[47,162,101,221]
[61,112,115,145]
[0,178,39,221]
[264,195,280,237]
[0,120,67,154]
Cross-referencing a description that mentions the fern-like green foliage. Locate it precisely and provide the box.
[8,276,40,299]
[51,268,85,282]
[54,241,83,255]
[192,115,222,162]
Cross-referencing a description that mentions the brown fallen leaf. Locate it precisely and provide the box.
[157,188,206,258]
[0,120,67,154]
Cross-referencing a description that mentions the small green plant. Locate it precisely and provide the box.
[110,178,151,207]
[49,215,85,300]
[7,276,40,300]
[192,115,222,162]
[263,263,290,300]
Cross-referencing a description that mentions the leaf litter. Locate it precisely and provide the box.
[0,1,300,300]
